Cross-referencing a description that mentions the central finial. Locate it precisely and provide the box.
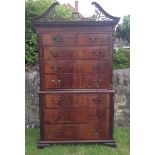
[74,0,79,13]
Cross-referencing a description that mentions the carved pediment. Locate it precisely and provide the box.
[90,2,120,22]
[33,1,120,26]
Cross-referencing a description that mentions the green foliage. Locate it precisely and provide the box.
[115,15,130,44]
[25,28,38,65]
[25,0,55,65]
[51,5,73,20]
[25,0,73,65]
[113,48,130,69]
[26,128,130,155]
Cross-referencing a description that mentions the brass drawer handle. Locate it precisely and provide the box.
[51,65,60,72]
[89,37,97,43]
[52,112,63,121]
[98,79,102,83]
[52,131,64,137]
[51,79,61,83]
[49,51,58,58]
[92,79,103,83]
[54,96,65,105]
[87,79,103,88]
[92,128,104,134]
[50,79,63,88]
[92,51,102,56]
[91,111,103,118]
[92,97,103,104]
[92,65,102,70]
[52,36,63,43]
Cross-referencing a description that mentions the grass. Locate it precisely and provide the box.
[25,128,130,155]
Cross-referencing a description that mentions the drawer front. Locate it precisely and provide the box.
[44,60,110,74]
[43,108,108,123]
[43,94,111,108]
[78,33,110,46]
[44,74,111,89]
[42,33,77,46]
[42,46,110,59]
[42,33,109,46]
[43,123,110,140]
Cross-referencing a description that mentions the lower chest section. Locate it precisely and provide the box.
[40,92,114,141]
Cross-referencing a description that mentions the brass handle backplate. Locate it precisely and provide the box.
[92,128,104,134]
[50,79,63,88]
[89,37,97,43]
[51,65,60,72]
[92,65,102,71]
[53,96,65,105]
[92,51,102,56]
[49,51,58,58]
[52,36,63,43]
[92,96,103,104]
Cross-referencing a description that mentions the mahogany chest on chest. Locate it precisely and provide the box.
[33,2,120,148]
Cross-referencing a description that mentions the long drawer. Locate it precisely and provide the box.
[42,94,112,108]
[42,46,110,59]
[42,33,110,46]
[44,74,111,89]
[43,60,110,74]
[43,123,110,140]
[43,108,110,123]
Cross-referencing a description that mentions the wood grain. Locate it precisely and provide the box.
[42,46,110,59]
[43,93,111,108]
[41,33,110,46]
[43,123,109,140]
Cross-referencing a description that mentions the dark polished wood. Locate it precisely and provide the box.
[43,60,110,74]
[43,93,111,108]
[33,1,119,148]
[43,108,111,123]
[44,74,111,89]
[42,46,110,59]
[43,123,109,140]
[41,33,110,46]
[37,139,116,148]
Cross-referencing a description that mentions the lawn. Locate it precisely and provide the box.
[25,128,130,155]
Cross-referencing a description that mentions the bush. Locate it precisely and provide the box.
[25,0,72,65]
[113,48,130,69]
[115,15,130,44]
[25,0,53,65]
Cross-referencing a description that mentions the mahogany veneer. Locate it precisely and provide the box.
[33,1,120,148]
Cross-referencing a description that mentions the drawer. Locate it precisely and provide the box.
[41,33,110,46]
[43,94,111,108]
[44,60,110,74]
[78,33,110,46]
[44,74,111,89]
[43,108,109,123]
[42,33,77,46]
[42,46,110,59]
[43,123,110,140]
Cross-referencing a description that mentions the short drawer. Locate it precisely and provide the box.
[43,123,110,140]
[42,46,110,59]
[43,108,109,123]
[44,74,111,89]
[44,60,110,74]
[78,33,110,46]
[42,33,77,46]
[43,94,112,108]
[41,33,110,46]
